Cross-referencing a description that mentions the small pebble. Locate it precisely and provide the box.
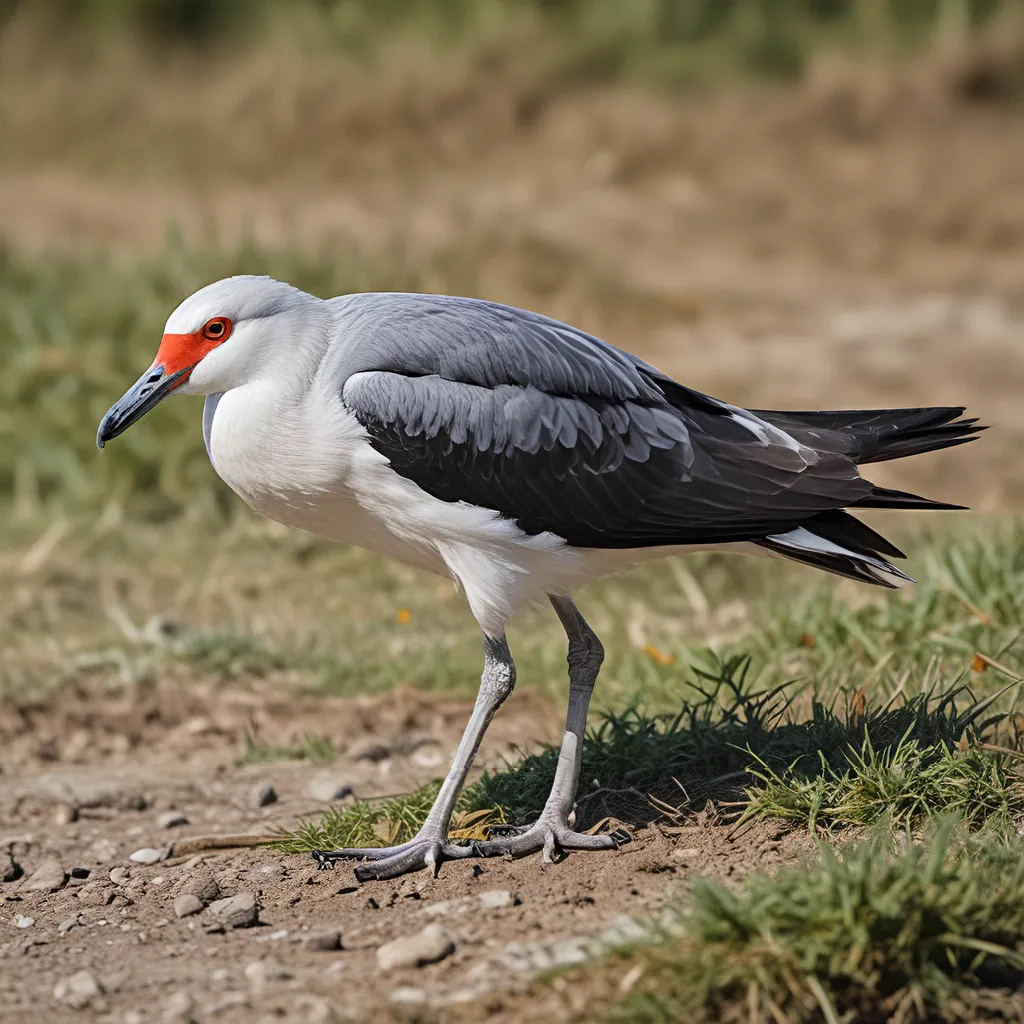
[109,867,130,886]
[307,774,354,803]
[129,848,164,865]
[207,891,259,929]
[249,781,277,808]
[302,929,341,952]
[478,889,516,910]
[53,970,103,1010]
[58,915,82,935]
[157,811,189,829]
[258,862,286,880]
[348,736,391,762]
[14,914,35,929]
[173,894,203,919]
[376,923,455,971]
[54,803,78,826]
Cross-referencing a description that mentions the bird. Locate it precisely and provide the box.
[97,275,983,880]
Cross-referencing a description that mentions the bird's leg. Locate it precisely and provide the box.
[473,595,628,862]
[312,633,516,880]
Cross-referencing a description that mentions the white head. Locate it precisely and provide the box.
[97,275,319,447]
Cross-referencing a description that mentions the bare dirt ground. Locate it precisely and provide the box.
[0,677,807,1023]
[3,44,1024,1021]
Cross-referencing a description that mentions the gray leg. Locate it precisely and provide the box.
[314,634,516,880]
[474,595,628,862]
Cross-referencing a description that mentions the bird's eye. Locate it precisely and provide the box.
[201,317,232,341]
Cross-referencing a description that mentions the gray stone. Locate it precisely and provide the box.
[158,811,189,829]
[302,929,341,952]
[478,889,516,910]
[53,970,103,1010]
[22,857,67,893]
[129,848,164,865]
[173,894,203,919]
[179,870,220,905]
[58,915,82,935]
[307,773,355,803]
[14,914,35,929]
[208,891,258,929]
[248,781,277,808]
[109,867,130,886]
[376,923,455,971]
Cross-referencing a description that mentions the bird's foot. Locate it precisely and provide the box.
[473,816,630,863]
[312,832,474,881]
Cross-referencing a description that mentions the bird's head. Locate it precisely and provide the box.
[97,275,308,448]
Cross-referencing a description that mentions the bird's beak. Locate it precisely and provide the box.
[96,363,192,449]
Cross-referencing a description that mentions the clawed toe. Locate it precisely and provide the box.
[473,820,631,861]
[312,837,473,880]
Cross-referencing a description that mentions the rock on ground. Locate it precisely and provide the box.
[376,924,456,971]
[248,781,277,808]
[173,894,203,918]
[22,857,67,893]
[178,870,220,905]
[53,970,103,1010]
[207,891,259,929]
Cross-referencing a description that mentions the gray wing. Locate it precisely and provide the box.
[332,294,871,548]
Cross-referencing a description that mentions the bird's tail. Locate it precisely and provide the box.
[754,510,913,589]
[753,405,985,466]
[749,406,986,587]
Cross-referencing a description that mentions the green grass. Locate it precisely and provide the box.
[14,0,1016,87]
[271,662,1024,855]
[242,730,336,765]
[595,818,1024,1023]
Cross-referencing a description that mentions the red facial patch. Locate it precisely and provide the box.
[154,318,232,385]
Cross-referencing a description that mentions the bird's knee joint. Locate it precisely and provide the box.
[481,660,516,705]
[567,631,604,679]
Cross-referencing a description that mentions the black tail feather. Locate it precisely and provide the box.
[754,405,986,465]
[852,486,968,512]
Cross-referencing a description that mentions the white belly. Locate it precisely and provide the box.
[205,385,448,575]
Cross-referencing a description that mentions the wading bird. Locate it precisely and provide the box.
[98,276,982,879]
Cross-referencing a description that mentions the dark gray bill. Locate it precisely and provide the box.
[96,365,191,449]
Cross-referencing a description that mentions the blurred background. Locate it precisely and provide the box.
[1,0,1023,701]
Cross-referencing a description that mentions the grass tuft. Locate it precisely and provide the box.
[271,780,506,852]
[597,819,1024,1023]
[273,664,1024,854]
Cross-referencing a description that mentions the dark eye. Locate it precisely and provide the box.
[202,317,231,341]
